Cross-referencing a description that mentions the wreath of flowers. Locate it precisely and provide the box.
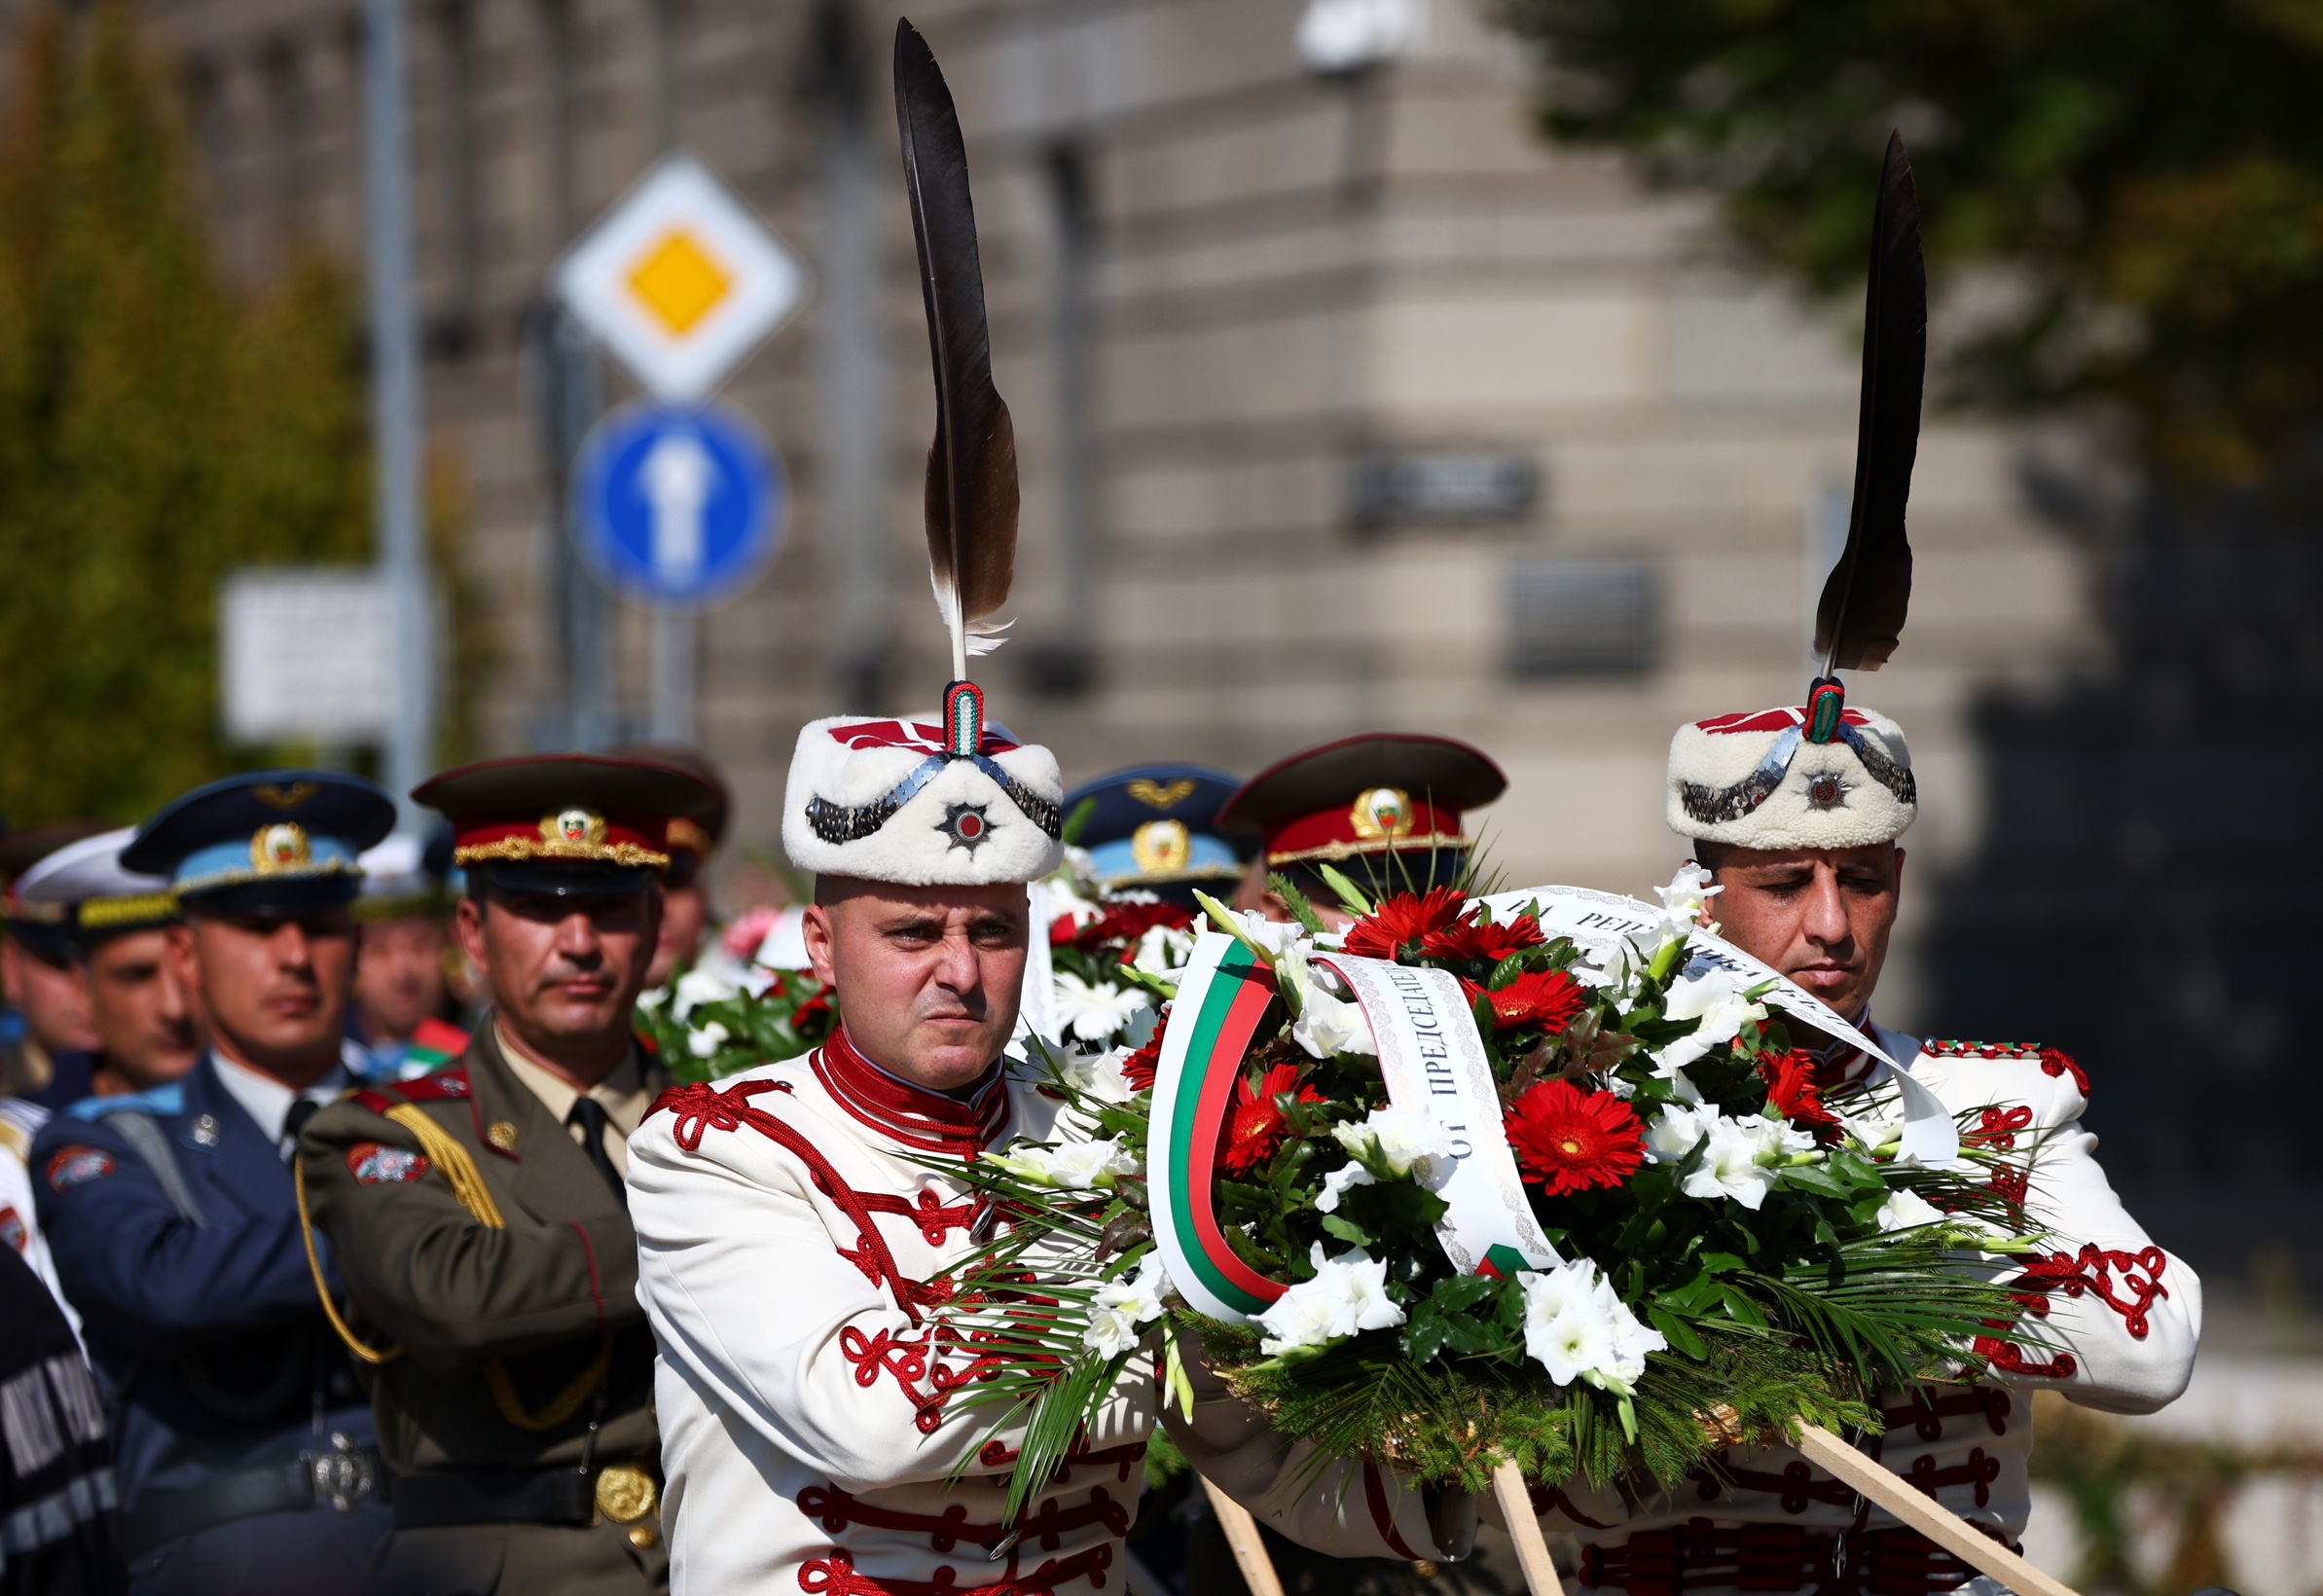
[935,863,2041,1519]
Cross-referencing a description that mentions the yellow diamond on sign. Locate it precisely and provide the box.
[627,229,733,336]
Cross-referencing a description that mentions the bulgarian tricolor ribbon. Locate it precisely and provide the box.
[1149,933,1290,1323]
[1150,933,1559,1325]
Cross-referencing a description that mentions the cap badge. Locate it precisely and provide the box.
[252,781,321,811]
[1131,819,1192,873]
[250,823,312,872]
[940,803,992,852]
[541,809,608,848]
[1126,778,1197,811]
[1806,772,1848,809]
[1348,788,1416,842]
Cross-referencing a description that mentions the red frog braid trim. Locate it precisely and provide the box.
[795,1481,1131,1555]
[1924,1039,2091,1101]
[797,1544,1113,1596]
[650,1077,930,1325]
[1974,1243,2168,1379]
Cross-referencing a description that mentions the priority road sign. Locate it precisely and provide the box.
[572,402,784,608]
[556,151,808,401]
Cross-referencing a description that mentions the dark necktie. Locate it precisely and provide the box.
[282,1098,321,1159]
[567,1098,628,1208]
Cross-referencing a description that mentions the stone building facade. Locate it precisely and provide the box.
[77,0,2095,1026]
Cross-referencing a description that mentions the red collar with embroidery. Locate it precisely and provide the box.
[812,1027,1009,1159]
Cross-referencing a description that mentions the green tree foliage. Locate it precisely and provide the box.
[1499,0,2323,481]
[0,0,372,825]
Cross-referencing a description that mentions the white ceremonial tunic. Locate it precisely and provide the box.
[1524,1028,2197,1594]
[629,1032,1156,1596]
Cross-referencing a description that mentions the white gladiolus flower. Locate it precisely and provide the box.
[1518,1258,1666,1393]
[1655,968,1767,1072]
[1256,1245,1406,1355]
[985,1137,1138,1191]
[1130,924,1194,979]
[672,966,739,1021]
[1643,1103,1718,1164]
[1060,1047,1141,1106]
[1652,861,1724,943]
[1053,973,1148,1043]
[1316,1161,1375,1214]
[687,1021,730,1059]
[1282,948,1376,1058]
[1679,1114,1797,1210]
[1876,1188,1945,1232]
[1332,1106,1456,1184]
[1081,1251,1170,1358]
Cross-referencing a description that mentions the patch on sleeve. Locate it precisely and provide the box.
[0,1206,25,1254]
[44,1145,116,1193]
[346,1142,431,1185]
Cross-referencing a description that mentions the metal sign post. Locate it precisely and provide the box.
[363,0,433,824]
[552,152,807,740]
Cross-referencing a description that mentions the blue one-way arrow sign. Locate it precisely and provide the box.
[573,401,783,607]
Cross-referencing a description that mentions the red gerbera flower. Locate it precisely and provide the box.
[1341,887,1469,961]
[1070,900,1196,952]
[1470,968,1585,1034]
[1506,1078,1644,1195]
[1118,1009,1170,1092]
[1759,1050,1840,1136]
[1422,912,1546,965]
[1219,1063,1322,1174]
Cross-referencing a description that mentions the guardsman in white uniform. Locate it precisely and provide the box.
[1512,702,2199,1592]
[628,693,1161,1595]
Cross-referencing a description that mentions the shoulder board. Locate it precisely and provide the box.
[67,1082,186,1122]
[1923,1039,2087,1096]
[351,1066,474,1116]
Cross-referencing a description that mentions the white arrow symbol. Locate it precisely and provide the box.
[639,427,716,583]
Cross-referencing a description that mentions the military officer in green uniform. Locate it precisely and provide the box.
[298,753,720,1596]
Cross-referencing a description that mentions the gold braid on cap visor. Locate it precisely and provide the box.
[453,839,671,869]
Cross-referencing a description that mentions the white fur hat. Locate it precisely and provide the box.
[1666,703,1916,852]
[782,685,1064,887]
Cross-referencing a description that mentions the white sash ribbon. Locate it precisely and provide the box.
[1314,953,1561,1279]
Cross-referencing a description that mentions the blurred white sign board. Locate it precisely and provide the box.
[556,151,807,401]
[220,569,395,744]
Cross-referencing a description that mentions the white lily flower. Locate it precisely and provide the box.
[1081,1251,1170,1358]
[1053,972,1148,1044]
[672,965,740,1021]
[1283,947,1376,1058]
[1332,1106,1455,1184]
[1876,1188,1946,1232]
[1518,1258,1666,1392]
[687,1021,730,1059]
[985,1137,1138,1191]
[1045,863,1102,930]
[1316,1161,1375,1214]
[635,986,670,1012]
[1256,1245,1405,1355]
[1655,968,1767,1072]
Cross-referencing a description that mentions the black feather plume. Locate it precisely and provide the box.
[894,18,1018,683]
[1815,130,1925,675]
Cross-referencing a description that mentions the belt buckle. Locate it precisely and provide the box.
[309,1433,377,1514]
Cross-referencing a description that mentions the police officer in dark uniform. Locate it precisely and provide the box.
[1061,763,1252,910]
[298,754,716,1596]
[29,772,401,1595]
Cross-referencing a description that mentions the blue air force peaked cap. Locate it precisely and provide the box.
[124,771,398,916]
[1063,764,1252,895]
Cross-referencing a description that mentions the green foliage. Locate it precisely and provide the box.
[1497,0,2323,481]
[0,0,406,825]
[639,964,836,1084]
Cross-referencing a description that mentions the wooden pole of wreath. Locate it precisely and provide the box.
[1791,1424,2081,1596]
[1490,1460,1566,1595]
[1199,1476,1286,1596]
